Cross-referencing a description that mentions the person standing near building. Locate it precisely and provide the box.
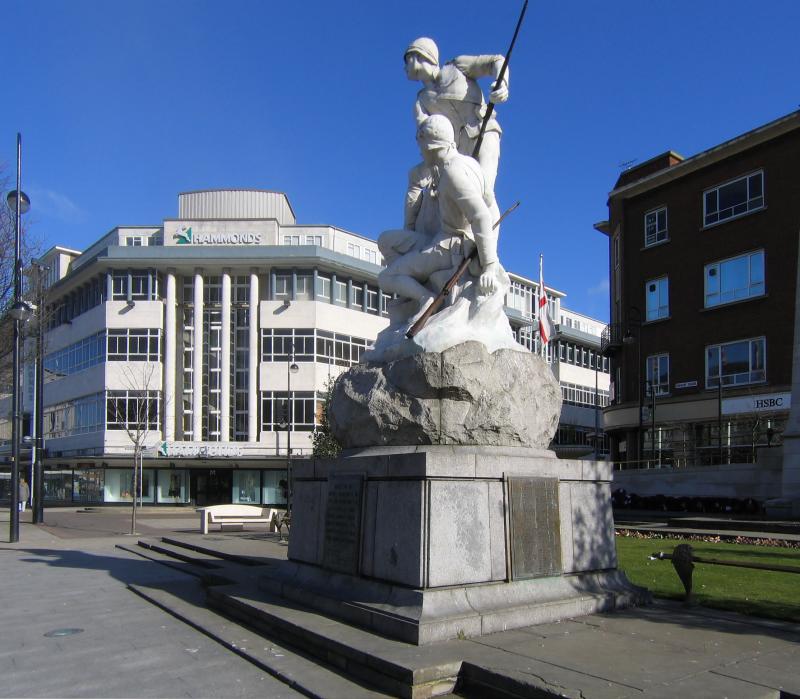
[19,478,30,513]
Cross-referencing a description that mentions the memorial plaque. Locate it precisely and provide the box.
[322,473,365,575]
[508,477,561,580]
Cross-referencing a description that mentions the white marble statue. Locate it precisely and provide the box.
[368,115,520,362]
[403,37,508,219]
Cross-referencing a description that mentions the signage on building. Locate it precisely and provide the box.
[157,441,244,458]
[172,226,263,246]
[721,392,791,416]
[674,380,698,389]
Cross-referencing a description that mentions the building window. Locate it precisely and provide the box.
[705,250,765,308]
[644,207,668,247]
[44,332,105,378]
[706,337,766,388]
[347,242,361,258]
[274,274,290,300]
[106,390,160,431]
[260,391,319,432]
[363,249,377,264]
[305,235,323,246]
[283,235,301,245]
[703,171,764,226]
[125,236,146,246]
[296,274,312,300]
[333,280,348,306]
[645,276,669,321]
[315,274,331,301]
[44,393,105,438]
[261,328,367,366]
[107,329,161,362]
[646,353,669,396]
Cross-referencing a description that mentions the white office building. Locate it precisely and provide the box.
[1,189,609,507]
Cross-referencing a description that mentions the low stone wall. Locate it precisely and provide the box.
[612,455,782,501]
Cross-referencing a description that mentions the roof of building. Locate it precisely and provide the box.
[608,109,800,200]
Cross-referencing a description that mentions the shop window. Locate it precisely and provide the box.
[233,470,261,504]
[157,470,189,504]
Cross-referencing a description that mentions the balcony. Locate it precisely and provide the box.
[600,323,625,356]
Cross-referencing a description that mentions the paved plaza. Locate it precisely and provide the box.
[2,508,799,698]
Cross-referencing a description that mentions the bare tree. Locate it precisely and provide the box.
[0,166,44,388]
[109,363,160,535]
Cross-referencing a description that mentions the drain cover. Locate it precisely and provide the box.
[44,628,84,638]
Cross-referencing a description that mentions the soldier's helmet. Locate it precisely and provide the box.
[417,114,455,151]
[404,37,439,66]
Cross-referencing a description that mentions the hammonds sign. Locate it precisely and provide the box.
[173,226,262,246]
[158,442,244,458]
[164,221,266,246]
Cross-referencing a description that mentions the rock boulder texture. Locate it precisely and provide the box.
[329,341,561,448]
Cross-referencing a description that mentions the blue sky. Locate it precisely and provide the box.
[3,0,799,321]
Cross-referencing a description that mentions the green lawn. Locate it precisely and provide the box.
[615,535,800,622]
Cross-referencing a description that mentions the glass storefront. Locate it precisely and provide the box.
[233,470,261,504]
[263,470,287,506]
[1,465,290,506]
[157,469,189,504]
[104,469,154,503]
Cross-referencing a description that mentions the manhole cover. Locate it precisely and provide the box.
[44,628,84,638]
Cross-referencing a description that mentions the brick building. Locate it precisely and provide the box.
[596,110,800,474]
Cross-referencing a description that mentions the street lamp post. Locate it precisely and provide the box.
[285,344,299,513]
[7,133,31,543]
[623,306,643,467]
[31,262,48,524]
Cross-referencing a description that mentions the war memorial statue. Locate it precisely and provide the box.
[280,16,648,646]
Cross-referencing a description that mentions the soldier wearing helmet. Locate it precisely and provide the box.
[378,115,506,314]
[404,36,508,205]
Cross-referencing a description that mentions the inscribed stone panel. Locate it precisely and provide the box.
[508,477,562,580]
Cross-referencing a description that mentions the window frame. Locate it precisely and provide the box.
[705,336,766,388]
[644,206,668,247]
[645,353,670,397]
[704,249,765,308]
[645,275,669,322]
[703,170,764,227]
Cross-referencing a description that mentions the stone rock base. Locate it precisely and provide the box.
[280,445,649,645]
[329,342,562,449]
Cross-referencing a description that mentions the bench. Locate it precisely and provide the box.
[197,504,280,535]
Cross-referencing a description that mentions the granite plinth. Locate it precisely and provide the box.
[280,445,648,644]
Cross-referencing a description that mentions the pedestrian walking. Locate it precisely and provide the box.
[19,479,30,513]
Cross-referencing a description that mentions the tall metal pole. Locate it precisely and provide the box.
[286,348,293,513]
[33,264,46,523]
[636,325,643,467]
[9,134,24,542]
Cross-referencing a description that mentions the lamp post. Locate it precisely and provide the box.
[622,306,643,467]
[31,262,48,524]
[285,344,299,512]
[7,133,31,543]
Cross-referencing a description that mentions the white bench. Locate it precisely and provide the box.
[197,504,279,535]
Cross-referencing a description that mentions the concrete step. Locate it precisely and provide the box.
[208,582,463,699]
[137,537,228,568]
[116,541,218,581]
[160,535,272,566]
[129,578,392,699]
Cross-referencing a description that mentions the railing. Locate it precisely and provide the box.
[600,323,625,356]
[612,442,775,470]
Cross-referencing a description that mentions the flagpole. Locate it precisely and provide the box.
[539,254,545,359]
